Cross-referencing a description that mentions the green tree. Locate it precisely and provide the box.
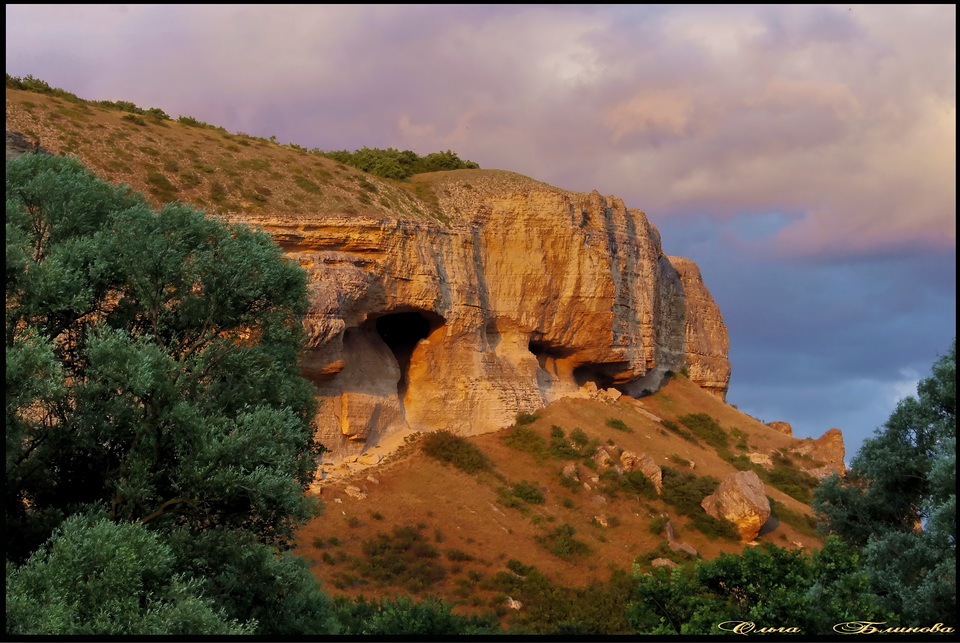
[6,153,336,634]
[626,538,886,635]
[6,512,252,635]
[332,595,500,635]
[814,339,956,624]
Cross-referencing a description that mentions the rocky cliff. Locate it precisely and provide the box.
[5,117,731,460]
[668,256,731,399]
[220,170,730,458]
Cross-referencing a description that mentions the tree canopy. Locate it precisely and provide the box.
[319,146,479,179]
[626,537,886,635]
[814,339,956,624]
[5,153,335,634]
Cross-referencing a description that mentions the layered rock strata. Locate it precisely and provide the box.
[668,256,731,399]
[219,171,730,458]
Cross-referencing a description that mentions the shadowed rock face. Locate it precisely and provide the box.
[220,171,731,458]
[668,256,731,400]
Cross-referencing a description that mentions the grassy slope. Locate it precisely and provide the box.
[6,87,444,222]
[297,375,824,618]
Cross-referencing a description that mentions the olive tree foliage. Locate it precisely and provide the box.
[6,512,252,635]
[6,154,335,634]
[814,339,956,625]
[626,538,887,635]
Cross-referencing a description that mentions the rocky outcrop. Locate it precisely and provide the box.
[6,131,49,160]
[7,128,730,461]
[767,421,794,436]
[794,428,846,479]
[701,471,771,542]
[668,256,731,400]
[218,171,729,459]
[620,451,663,493]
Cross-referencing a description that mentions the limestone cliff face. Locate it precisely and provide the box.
[668,256,731,400]
[5,121,729,461]
[222,170,726,458]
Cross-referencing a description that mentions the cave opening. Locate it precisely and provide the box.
[572,362,631,391]
[371,310,445,398]
[528,339,575,370]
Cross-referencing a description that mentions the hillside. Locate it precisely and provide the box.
[5,85,448,221]
[296,374,830,626]
[7,81,836,631]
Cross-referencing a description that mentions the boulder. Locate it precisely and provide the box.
[561,462,579,481]
[357,452,382,466]
[793,428,846,478]
[669,541,698,557]
[593,447,614,469]
[700,471,771,541]
[620,451,662,493]
[651,558,677,568]
[663,519,676,542]
[746,452,773,469]
[766,421,793,436]
[343,485,367,500]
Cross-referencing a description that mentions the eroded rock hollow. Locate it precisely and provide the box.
[224,171,731,458]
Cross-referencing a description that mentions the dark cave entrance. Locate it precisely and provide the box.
[572,362,631,391]
[528,339,576,368]
[372,310,445,398]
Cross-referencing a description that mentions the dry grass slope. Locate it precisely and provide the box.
[297,375,825,623]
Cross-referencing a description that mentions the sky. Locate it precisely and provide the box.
[6,4,956,459]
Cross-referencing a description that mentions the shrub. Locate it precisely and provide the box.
[121,113,147,126]
[506,559,535,576]
[767,465,819,504]
[660,467,720,516]
[606,418,633,433]
[621,470,658,500]
[769,497,820,538]
[421,430,489,473]
[178,115,204,126]
[317,147,480,179]
[649,515,669,536]
[536,523,592,561]
[445,548,474,562]
[357,525,446,592]
[678,413,729,449]
[294,174,323,194]
[516,412,539,426]
[569,428,590,447]
[660,468,739,541]
[547,435,582,460]
[146,107,170,120]
[511,480,546,504]
[661,419,700,445]
[501,425,547,460]
[669,454,691,467]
